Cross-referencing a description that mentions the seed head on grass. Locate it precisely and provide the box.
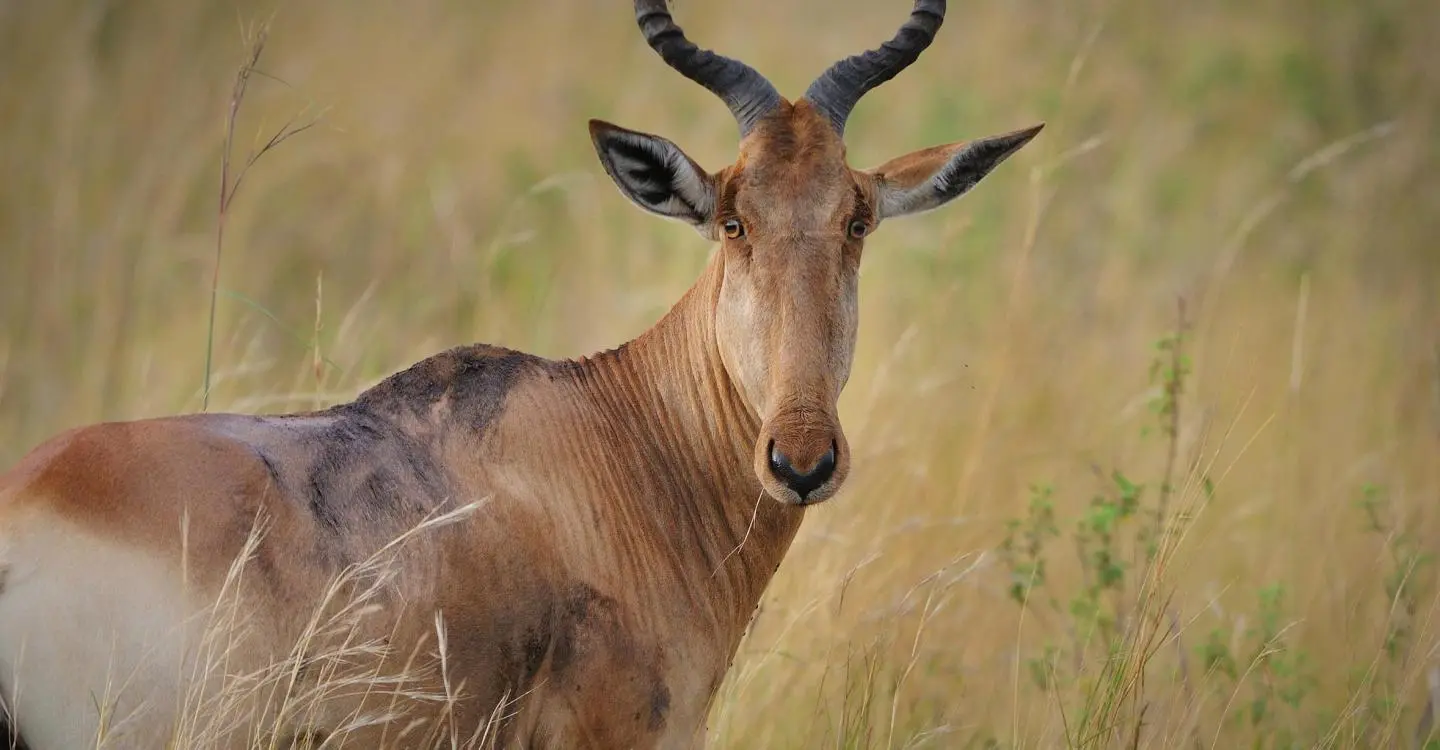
[204,16,326,413]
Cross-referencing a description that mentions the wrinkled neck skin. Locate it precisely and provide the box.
[544,250,806,654]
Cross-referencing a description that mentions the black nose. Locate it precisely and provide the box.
[768,440,838,500]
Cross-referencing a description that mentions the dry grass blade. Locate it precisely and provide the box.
[204,15,326,412]
[152,501,482,749]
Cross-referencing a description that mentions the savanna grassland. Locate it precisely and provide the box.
[1,0,1438,747]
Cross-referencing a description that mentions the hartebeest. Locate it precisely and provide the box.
[0,1,1039,747]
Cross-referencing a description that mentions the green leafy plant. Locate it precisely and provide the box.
[1355,483,1436,745]
[998,305,1208,744]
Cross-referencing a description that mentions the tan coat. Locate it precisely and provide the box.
[0,2,1040,747]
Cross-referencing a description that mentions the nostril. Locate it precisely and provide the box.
[766,439,840,499]
[815,442,837,477]
[768,440,786,474]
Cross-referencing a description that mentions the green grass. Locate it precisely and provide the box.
[1,0,1439,746]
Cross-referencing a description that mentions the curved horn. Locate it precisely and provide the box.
[634,0,782,136]
[803,0,946,135]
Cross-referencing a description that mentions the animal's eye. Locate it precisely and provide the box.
[848,219,870,239]
[722,219,745,239]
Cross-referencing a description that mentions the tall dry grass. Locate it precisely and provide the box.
[1,0,1438,747]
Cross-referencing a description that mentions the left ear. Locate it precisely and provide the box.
[865,123,1044,219]
[589,119,717,229]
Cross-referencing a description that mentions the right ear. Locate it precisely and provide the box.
[865,124,1044,220]
[589,119,717,229]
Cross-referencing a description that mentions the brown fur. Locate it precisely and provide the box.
[0,40,1040,750]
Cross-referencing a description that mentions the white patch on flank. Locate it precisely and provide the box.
[0,514,200,749]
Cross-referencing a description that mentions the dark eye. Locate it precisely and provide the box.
[722,219,745,239]
[848,219,869,239]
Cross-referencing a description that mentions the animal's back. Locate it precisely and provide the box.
[0,345,558,748]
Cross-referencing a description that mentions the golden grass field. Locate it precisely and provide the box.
[1,0,1438,747]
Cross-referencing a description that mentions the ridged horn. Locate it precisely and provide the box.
[634,0,783,136]
[803,0,946,135]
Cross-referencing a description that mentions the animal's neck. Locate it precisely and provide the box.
[570,254,805,646]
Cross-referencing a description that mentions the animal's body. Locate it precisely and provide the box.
[0,314,780,749]
[0,1,1041,748]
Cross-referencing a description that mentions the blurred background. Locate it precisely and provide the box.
[1,0,1437,746]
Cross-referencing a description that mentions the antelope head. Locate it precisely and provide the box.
[590,0,1042,505]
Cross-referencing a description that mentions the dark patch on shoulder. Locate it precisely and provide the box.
[498,604,556,692]
[201,343,557,554]
[254,448,282,488]
[306,476,339,531]
[303,409,385,532]
[522,625,549,678]
[298,407,452,537]
[550,583,618,675]
[355,344,543,432]
[361,468,402,514]
[648,681,671,731]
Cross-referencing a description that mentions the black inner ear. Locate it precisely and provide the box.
[931,148,991,202]
[593,125,712,224]
[933,135,1034,203]
[609,138,675,208]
